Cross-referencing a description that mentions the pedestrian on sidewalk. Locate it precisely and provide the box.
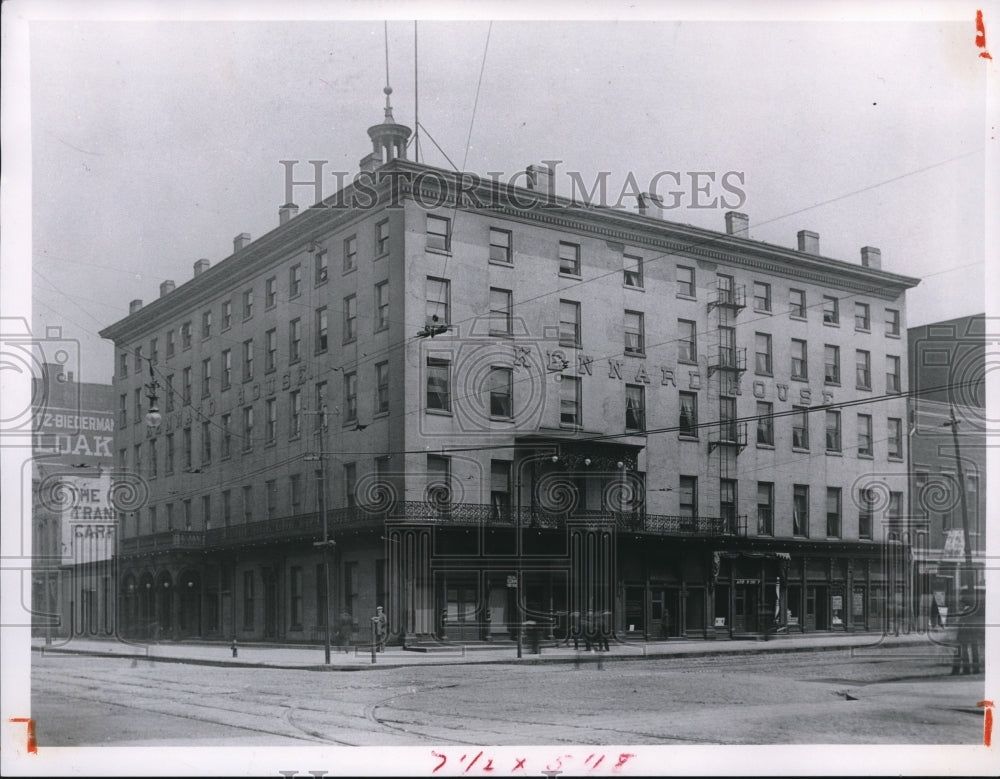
[337,610,353,653]
[661,608,671,640]
[598,610,611,651]
[583,610,596,652]
[372,605,387,653]
[566,611,581,650]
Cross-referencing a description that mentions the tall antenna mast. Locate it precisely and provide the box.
[414,21,420,163]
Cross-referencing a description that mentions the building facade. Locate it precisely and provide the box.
[907,313,988,625]
[100,101,920,644]
[31,359,116,640]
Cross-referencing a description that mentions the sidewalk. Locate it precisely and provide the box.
[31,630,949,671]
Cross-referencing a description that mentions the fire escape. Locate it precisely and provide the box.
[707,275,748,535]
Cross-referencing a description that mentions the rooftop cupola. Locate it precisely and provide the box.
[359,86,412,173]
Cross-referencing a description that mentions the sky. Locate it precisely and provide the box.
[9,4,997,386]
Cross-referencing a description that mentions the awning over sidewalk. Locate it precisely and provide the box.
[712,550,791,582]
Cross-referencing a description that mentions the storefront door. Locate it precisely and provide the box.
[445,574,481,641]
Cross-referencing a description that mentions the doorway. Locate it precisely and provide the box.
[445,574,481,641]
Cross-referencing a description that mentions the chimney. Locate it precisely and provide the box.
[638,192,664,219]
[279,203,299,225]
[526,164,555,197]
[725,212,749,238]
[860,246,882,269]
[129,299,143,314]
[159,280,175,297]
[233,232,251,252]
[194,258,210,276]
[797,230,820,254]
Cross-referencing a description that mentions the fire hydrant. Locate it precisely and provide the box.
[231,639,238,658]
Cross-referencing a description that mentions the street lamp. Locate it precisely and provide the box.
[305,405,335,665]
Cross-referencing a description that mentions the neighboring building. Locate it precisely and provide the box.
[31,359,116,640]
[100,93,920,644]
[908,313,988,625]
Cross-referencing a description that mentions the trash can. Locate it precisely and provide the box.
[525,620,541,654]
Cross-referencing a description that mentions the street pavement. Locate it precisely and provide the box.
[31,629,953,670]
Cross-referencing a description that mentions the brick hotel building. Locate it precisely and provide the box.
[101,98,920,644]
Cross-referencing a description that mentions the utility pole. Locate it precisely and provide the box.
[306,406,335,665]
[943,406,974,606]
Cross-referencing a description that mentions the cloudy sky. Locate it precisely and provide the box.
[9,2,995,383]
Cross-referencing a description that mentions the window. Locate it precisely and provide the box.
[221,413,232,459]
[856,350,871,390]
[290,474,302,513]
[149,505,157,534]
[118,351,129,379]
[754,332,772,375]
[242,571,254,629]
[133,387,141,423]
[886,355,901,393]
[201,357,212,397]
[182,427,192,469]
[264,329,276,373]
[858,487,874,539]
[181,321,192,350]
[559,300,581,348]
[426,277,450,327]
[165,434,175,473]
[426,214,451,252]
[265,276,277,308]
[289,390,301,438]
[792,406,809,449]
[888,491,903,523]
[625,385,645,432]
[343,463,357,507]
[149,438,158,477]
[720,479,737,533]
[201,495,211,529]
[489,287,512,336]
[374,281,389,332]
[375,219,390,256]
[719,326,736,369]
[427,455,451,509]
[314,249,328,285]
[855,302,870,331]
[344,371,357,422]
[717,274,735,305]
[149,337,159,365]
[887,418,903,459]
[824,344,840,384]
[822,295,839,325]
[266,480,278,519]
[265,398,276,443]
[678,319,698,363]
[677,266,695,297]
[490,460,512,520]
[826,488,842,537]
[624,253,643,287]
[857,413,873,456]
[488,367,513,417]
[166,503,174,531]
[314,382,327,431]
[791,339,808,380]
[753,281,771,312]
[221,349,232,389]
[166,330,176,358]
[343,235,357,272]
[489,227,511,264]
[679,392,698,437]
[182,367,192,405]
[165,375,174,412]
[719,396,737,442]
[559,241,581,275]
[221,300,232,330]
[134,443,143,476]
[285,318,299,363]
[243,485,254,523]
[793,484,809,536]
[679,476,697,518]
[242,406,254,451]
[789,288,806,318]
[757,482,774,536]
[885,308,900,337]
[825,410,841,453]
[560,375,581,426]
[756,401,774,446]
[375,362,389,415]
[315,563,328,626]
[290,566,303,628]
[201,420,211,465]
[242,339,254,381]
[242,289,253,320]
[223,490,231,526]
[426,358,450,411]
[624,310,644,355]
[119,393,128,426]
[289,264,302,298]
[314,306,328,354]
[202,310,212,339]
